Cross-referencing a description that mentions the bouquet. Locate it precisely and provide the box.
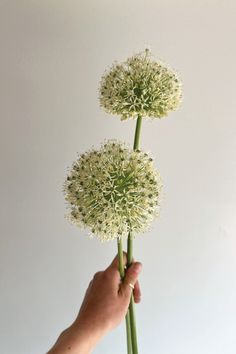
[63,49,182,354]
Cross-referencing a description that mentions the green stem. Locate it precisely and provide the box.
[129,295,138,354]
[127,114,143,354]
[133,115,142,150]
[125,310,133,354]
[117,237,125,279]
[127,230,133,266]
[127,231,138,354]
[117,237,133,354]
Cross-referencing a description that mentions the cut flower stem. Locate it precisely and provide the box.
[127,231,138,354]
[128,114,143,354]
[133,115,142,151]
[117,237,133,354]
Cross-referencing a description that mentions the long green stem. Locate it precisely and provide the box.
[127,231,138,354]
[127,114,143,354]
[129,295,138,353]
[117,237,133,354]
[125,309,132,354]
[133,114,142,150]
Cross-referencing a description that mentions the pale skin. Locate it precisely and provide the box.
[47,253,142,354]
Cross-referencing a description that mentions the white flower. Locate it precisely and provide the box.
[63,140,163,241]
[99,48,182,120]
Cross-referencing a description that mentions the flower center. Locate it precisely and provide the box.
[133,87,143,98]
[104,170,135,203]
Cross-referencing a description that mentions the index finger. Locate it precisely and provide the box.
[106,252,127,272]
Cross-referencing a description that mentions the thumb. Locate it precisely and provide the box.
[119,262,142,299]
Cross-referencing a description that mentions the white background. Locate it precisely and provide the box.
[0,1,236,353]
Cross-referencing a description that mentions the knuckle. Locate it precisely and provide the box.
[93,271,103,280]
[103,268,113,280]
[125,272,134,283]
[124,278,133,292]
[127,267,139,279]
[118,285,126,298]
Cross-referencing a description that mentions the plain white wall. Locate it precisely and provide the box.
[0,1,236,353]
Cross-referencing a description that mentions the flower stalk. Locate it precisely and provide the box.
[126,114,143,354]
[133,115,143,151]
[127,230,138,354]
[117,237,133,354]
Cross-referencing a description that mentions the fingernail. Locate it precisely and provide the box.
[133,262,142,274]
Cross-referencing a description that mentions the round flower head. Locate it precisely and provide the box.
[63,140,162,241]
[99,49,182,120]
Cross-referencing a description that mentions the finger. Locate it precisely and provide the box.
[84,279,93,297]
[103,252,127,288]
[107,252,127,272]
[133,280,141,303]
[119,262,142,299]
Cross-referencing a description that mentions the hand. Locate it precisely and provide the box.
[48,253,142,354]
[76,253,142,333]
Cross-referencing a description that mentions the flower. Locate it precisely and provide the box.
[99,48,182,120]
[63,140,162,241]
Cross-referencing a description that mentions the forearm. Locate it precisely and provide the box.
[47,323,102,354]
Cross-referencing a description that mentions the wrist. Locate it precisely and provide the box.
[71,317,106,350]
[48,323,101,354]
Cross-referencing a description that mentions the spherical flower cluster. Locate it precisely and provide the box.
[63,140,162,241]
[99,49,182,120]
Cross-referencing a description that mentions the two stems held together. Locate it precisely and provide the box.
[117,115,143,354]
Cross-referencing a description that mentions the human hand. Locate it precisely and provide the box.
[48,253,142,354]
[75,253,142,334]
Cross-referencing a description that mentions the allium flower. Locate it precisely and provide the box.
[99,48,182,120]
[63,140,162,241]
